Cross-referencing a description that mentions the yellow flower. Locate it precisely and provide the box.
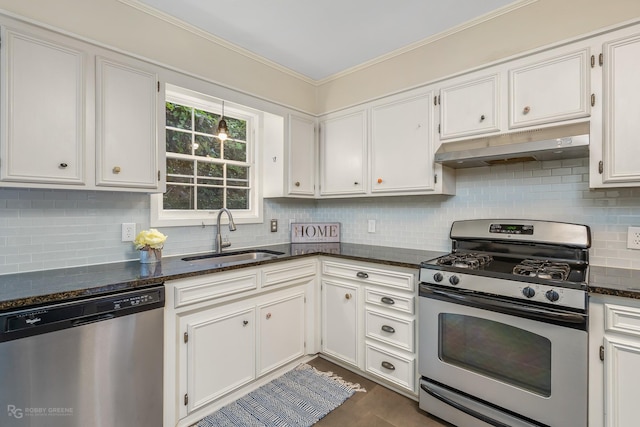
[134,229,168,250]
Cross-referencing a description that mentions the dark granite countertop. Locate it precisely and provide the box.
[0,243,446,312]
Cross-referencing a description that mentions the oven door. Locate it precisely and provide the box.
[418,284,587,427]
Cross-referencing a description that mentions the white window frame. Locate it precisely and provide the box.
[151,85,262,227]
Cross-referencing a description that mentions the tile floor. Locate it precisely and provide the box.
[308,357,452,427]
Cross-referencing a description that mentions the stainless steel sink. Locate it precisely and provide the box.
[182,249,285,267]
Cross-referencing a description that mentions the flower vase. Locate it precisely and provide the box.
[140,248,162,264]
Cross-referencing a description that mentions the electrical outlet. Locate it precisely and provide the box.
[122,223,136,242]
[270,219,278,232]
[368,219,376,233]
[628,226,640,250]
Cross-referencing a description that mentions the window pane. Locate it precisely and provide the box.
[166,102,192,129]
[197,162,223,179]
[439,314,551,396]
[194,108,218,134]
[228,165,249,187]
[163,185,194,209]
[226,116,246,140]
[167,129,192,154]
[224,141,247,162]
[167,158,194,176]
[227,188,249,209]
[198,187,223,210]
[195,135,220,158]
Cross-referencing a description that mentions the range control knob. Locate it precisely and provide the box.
[449,275,460,286]
[545,290,560,302]
[433,273,444,283]
[522,286,536,298]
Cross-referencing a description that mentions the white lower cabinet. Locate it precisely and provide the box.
[321,279,359,365]
[321,258,418,395]
[258,293,306,375]
[166,259,316,427]
[589,295,640,427]
[181,304,256,413]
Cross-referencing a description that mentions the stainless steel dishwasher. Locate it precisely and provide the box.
[0,284,164,427]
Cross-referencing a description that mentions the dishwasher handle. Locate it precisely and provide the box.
[72,313,116,327]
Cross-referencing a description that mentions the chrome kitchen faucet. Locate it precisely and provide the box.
[215,208,237,253]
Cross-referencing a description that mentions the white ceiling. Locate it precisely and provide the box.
[136,0,522,81]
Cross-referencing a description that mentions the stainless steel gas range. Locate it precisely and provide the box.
[418,219,590,427]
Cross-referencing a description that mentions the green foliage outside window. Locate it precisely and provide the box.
[164,102,250,211]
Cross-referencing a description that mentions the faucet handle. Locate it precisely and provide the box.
[221,236,232,249]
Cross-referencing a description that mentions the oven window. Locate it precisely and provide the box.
[439,314,551,397]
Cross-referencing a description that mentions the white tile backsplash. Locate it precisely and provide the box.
[0,157,639,274]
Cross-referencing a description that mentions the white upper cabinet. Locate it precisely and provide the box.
[371,93,435,193]
[509,48,590,129]
[95,55,161,190]
[287,113,316,196]
[590,24,640,187]
[0,19,164,192]
[1,27,86,185]
[439,73,500,140]
[320,109,367,196]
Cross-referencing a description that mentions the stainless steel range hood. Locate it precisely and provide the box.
[434,122,590,169]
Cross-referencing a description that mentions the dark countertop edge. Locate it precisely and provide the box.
[3,245,639,311]
[0,243,446,312]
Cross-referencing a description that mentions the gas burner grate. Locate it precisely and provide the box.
[512,259,571,281]
[436,253,494,270]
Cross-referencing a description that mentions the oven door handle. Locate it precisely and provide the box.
[420,383,511,427]
[424,287,586,324]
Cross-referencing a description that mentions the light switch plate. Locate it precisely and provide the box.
[368,219,376,233]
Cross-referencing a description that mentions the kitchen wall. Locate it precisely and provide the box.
[2,157,639,275]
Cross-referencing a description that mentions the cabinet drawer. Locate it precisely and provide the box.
[605,303,640,337]
[174,272,258,308]
[365,288,414,314]
[322,261,415,291]
[365,344,415,391]
[365,310,414,352]
[262,260,316,288]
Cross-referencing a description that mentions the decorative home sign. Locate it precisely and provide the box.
[291,223,340,243]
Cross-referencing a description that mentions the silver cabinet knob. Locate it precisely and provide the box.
[523,106,531,114]
[113,166,121,174]
[59,163,68,168]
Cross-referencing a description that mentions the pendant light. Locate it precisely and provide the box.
[217,101,229,141]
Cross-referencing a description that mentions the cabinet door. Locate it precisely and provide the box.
[439,73,500,140]
[258,293,305,375]
[321,280,359,365]
[604,336,640,426]
[182,307,255,413]
[371,93,434,193]
[95,56,161,190]
[320,110,367,196]
[288,114,316,196]
[600,33,640,184]
[509,49,590,128]
[1,28,85,184]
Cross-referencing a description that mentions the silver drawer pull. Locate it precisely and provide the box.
[380,297,395,305]
[356,271,369,279]
[381,361,395,370]
[381,325,395,333]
